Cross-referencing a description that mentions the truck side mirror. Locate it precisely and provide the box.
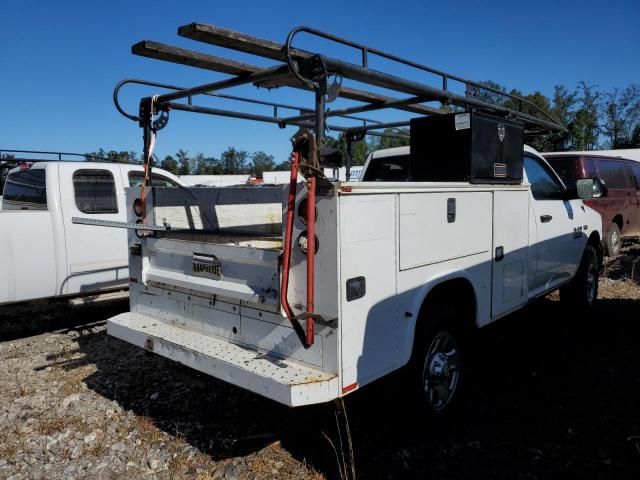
[576,178,608,199]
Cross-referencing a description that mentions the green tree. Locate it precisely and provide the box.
[324,133,372,166]
[274,159,291,170]
[370,128,410,152]
[572,82,600,150]
[84,149,138,163]
[204,156,222,174]
[601,84,640,148]
[472,80,508,105]
[250,151,275,178]
[220,147,249,174]
[160,155,179,174]
[544,85,578,152]
[176,149,191,175]
[628,124,640,148]
[193,153,207,174]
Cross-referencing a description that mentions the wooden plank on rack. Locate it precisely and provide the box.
[176,23,444,116]
[132,41,259,76]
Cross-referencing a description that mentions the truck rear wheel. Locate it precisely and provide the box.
[560,245,599,310]
[411,303,468,414]
[605,223,621,257]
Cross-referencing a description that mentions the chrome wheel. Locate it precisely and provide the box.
[611,230,620,253]
[422,331,461,412]
[607,224,621,256]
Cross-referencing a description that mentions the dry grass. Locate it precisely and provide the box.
[15,372,31,396]
[55,364,95,397]
[245,444,326,480]
[35,415,91,437]
[0,431,19,458]
[134,416,165,444]
[83,429,109,457]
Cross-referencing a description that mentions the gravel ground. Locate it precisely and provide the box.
[1,242,640,479]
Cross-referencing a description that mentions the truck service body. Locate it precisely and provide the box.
[108,145,602,406]
[101,23,605,410]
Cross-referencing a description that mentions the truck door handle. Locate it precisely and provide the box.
[540,215,553,223]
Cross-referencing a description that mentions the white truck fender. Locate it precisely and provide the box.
[397,269,481,367]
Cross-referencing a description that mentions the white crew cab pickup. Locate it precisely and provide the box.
[107,144,605,409]
[0,161,183,306]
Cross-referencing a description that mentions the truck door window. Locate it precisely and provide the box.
[73,169,118,214]
[524,155,564,200]
[546,157,577,188]
[2,169,47,210]
[128,171,179,187]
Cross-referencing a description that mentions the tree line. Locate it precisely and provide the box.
[83,147,290,177]
[85,81,639,174]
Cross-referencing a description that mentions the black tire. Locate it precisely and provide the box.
[410,302,469,415]
[560,245,599,310]
[605,223,621,257]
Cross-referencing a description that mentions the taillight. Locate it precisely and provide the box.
[297,198,317,225]
[135,219,148,239]
[133,198,144,217]
[297,231,319,254]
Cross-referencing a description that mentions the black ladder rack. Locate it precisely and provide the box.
[114,23,566,176]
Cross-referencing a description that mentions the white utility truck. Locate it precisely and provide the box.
[0,153,183,306]
[101,24,607,411]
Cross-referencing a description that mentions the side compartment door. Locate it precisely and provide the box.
[339,194,398,390]
[492,190,529,317]
[59,164,129,295]
[524,154,580,294]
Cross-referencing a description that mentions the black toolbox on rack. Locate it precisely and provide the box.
[410,111,524,184]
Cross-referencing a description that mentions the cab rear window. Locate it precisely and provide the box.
[129,171,178,187]
[362,155,411,181]
[2,169,47,210]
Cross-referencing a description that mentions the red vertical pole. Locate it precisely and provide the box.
[280,153,299,321]
[306,175,316,346]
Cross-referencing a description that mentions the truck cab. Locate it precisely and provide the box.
[0,161,183,306]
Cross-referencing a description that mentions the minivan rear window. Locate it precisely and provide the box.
[2,169,47,210]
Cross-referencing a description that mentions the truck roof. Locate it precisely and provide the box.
[543,149,640,162]
[7,161,185,184]
[370,145,540,158]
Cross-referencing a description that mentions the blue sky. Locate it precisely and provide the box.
[1,0,638,163]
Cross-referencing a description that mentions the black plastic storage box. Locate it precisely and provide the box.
[410,111,524,184]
